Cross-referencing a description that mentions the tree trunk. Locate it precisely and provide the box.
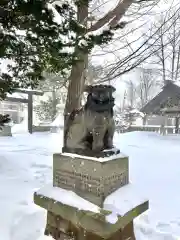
[159,24,166,85]
[64,51,86,114]
[63,3,88,147]
[52,87,57,121]
[175,117,179,134]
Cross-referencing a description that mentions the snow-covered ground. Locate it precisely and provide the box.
[1,130,180,240]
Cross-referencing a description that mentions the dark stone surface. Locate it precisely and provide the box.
[64,84,117,157]
[84,84,115,114]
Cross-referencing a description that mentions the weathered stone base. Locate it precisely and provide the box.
[53,153,129,207]
[44,211,135,240]
[34,187,148,239]
[0,126,12,136]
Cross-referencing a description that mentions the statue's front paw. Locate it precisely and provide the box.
[92,145,103,152]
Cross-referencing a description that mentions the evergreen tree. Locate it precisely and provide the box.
[0,114,11,129]
[34,71,67,121]
[0,0,118,99]
[34,97,59,121]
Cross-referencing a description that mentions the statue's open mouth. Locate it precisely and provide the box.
[94,99,104,104]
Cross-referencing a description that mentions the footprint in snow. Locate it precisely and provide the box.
[10,210,46,240]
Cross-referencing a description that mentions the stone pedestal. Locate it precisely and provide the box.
[0,126,12,136]
[53,153,128,207]
[34,152,149,240]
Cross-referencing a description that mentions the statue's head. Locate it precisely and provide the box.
[84,84,115,112]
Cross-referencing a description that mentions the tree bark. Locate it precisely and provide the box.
[64,50,86,114]
[175,117,179,134]
[160,24,166,85]
[52,87,57,121]
[63,3,88,147]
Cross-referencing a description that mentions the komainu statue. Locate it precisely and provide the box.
[0,114,11,130]
[63,84,120,157]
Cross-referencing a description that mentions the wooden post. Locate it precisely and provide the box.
[175,117,179,134]
[5,89,43,134]
[28,93,33,134]
[160,114,167,135]
[52,87,57,121]
[143,114,147,126]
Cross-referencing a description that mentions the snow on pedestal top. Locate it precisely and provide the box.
[37,183,148,224]
[61,150,127,162]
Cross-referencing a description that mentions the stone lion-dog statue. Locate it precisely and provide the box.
[63,84,120,157]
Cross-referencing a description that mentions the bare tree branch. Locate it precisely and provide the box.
[146,4,180,84]
[99,4,180,82]
[88,0,134,32]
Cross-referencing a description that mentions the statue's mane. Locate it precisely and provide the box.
[84,85,115,115]
[84,84,115,93]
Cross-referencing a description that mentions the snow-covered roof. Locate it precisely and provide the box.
[173,81,180,88]
[17,88,43,93]
[140,81,180,114]
[160,106,180,113]
[6,92,27,99]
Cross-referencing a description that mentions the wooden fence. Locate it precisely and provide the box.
[31,124,178,135]
[116,125,178,134]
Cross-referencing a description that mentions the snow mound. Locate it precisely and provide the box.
[12,119,28,134]
[50,113,64,127]
[1,131,180,239]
